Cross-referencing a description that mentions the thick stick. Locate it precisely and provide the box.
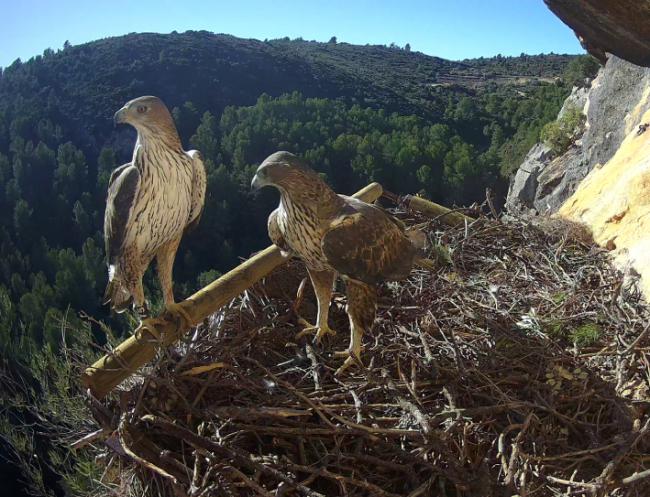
[82,182,383,398]
[403,194,471,226]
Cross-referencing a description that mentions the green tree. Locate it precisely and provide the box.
[54,142,87,201]
[13,198,34,244]
[540,106,585,155]
[191,111,220,163]
[19,273,55,344]
[563,55,600,87]
[173,101,200,142]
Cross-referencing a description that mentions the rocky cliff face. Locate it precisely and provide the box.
[507,54,650,297]
[545,0,650,66]
[506,56,650,214]
[558,104,650,295]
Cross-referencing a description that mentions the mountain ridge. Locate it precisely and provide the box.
[0,31,577,152]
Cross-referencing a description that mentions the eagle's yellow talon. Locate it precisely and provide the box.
[135,317,165,340]
[334,354,363,375]
[165,302,195,328]
[333,346,363,375]
[296,323,337,342]
[296,317,312,328]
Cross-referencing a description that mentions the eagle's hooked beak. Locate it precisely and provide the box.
[250,173,265,191]
[113,107,128,125]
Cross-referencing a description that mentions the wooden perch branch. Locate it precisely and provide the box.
[402,194,472,226]
[81,182,384,399]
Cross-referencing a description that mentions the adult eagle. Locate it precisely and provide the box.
[104,96,206,327]
[252,151,427,373]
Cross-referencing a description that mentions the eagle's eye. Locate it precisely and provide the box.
[137,105,147,114]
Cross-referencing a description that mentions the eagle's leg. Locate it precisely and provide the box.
[133,278,162,339]
[296,268,337,342]
[156,236,181,307]
[131,276,147,315]
[155,236,194,328]
[334,280,377,375]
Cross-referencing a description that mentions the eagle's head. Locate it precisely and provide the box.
[114,96,176,137]
[251,151,322,193]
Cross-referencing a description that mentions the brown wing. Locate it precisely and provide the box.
[184,150,206,234]
[104,163,140,264]
[321,196,417,285]
[108,162,131,188]
[268,207,292,255]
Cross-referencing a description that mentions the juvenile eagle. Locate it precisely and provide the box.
[252,151,426,373]
[104,96,206,326]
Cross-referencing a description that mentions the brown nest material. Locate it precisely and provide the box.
[85,213,650,497]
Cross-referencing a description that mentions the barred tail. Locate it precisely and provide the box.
[103,266,132,313]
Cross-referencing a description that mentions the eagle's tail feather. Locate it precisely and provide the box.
[103,267,133,313]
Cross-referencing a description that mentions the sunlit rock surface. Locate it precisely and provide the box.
[559,105,650,296]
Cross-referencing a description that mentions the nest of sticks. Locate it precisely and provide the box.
[85,211,650,497]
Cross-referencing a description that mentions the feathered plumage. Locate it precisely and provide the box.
[104,96,206,320]
[252,151,425,373]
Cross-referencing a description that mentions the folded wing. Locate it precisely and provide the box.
[104,163,140,264]
[185,149,207,233]
[321,196,417,285]
[268,208,292,256]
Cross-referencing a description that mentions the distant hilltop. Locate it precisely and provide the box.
[0,31,577,145]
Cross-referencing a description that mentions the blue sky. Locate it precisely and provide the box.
[0,0,583,68]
